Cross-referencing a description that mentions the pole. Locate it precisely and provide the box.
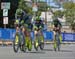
[3,17,7,28]
[45,1,47,30]
[4,24,6,28]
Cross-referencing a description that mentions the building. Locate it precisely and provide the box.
[40,11,72,32]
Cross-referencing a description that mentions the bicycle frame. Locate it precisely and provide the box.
[34,29,44,51]
[54,30,61,51]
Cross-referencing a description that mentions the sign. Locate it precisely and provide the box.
[1,2,10,9]
[3,17,8,24]
[63,33,75,41]
[32,3,38,12]
[3,9,8,16]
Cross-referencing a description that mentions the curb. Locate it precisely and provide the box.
[0,41,13,46]
[0,41,75,46]
[45,41,75,44]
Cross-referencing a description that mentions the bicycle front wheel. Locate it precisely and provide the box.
[13,34,20,53]
[28,38,32,51]
[54,35,57,51]
[40,35,44,50]
[34,38,39,51]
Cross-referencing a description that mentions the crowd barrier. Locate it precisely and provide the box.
[62,33,75,42]
[0,28,15,41]
[0,28,75,42]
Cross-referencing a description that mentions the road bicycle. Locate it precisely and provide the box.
[22,29,32,52]
[13,26,25,53]
[53,27,62,51]
[34,29,44,51]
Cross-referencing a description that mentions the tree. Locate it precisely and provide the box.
[63,2,75,32]
[53,10,64,18]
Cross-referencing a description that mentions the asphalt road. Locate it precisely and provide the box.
[0,44,75,59]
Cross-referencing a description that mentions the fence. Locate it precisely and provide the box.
[0,28,75,42]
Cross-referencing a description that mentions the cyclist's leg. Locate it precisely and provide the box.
[34,30,39,45]
[59,28,62,43]
[59,29,62,51]
[57,30,61,51]
[53,31,57,50]
[40,30,44,43]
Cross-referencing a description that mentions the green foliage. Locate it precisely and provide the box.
[63,2,75,9]
[53,10,64,18]
[63,2,75,31]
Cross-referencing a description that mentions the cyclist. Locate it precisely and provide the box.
[15,8,26,27]
[14,8,28,46]
[33,12,45,50]
[53,17,62,35]
[34,19,44,33]
[33,12,44,43]
[53,17,62,51]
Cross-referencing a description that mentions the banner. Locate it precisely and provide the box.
[43,31,53,40]
[0,28,53,41]
[0,28,15,40]
[63,33,75,41]
[0,28,75,42]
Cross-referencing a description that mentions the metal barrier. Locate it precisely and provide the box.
[0,28,53,41]
[62,33,75,42]
[0,28,75,42]
[0,28,15,41]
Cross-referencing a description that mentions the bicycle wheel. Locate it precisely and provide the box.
[34,37,39,51]
[54,35,57,51]
[28,38,32,51]
[21,36,28,52]
[13,33,20,53]
[57,35,61,51]
[56,32,60,51]
[40,35,44,50]
[22,43,26,52]
[19,32,26,52]
[57,40,60,51]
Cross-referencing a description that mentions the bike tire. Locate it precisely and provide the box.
[40,36,44,50]
[58,45,60,51]
[34,39,38,51]
[40,43,44,50]
[54,35,57,51]
[13,34,20,53]
[56,32,60,51]
[19,32,26,52]
[28,39,32,51]
[57,38,60,51]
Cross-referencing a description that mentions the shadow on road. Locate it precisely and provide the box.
[21,51,45,54]
[43,49,54,51]
[43,48,73,52]
[60,50,73,52]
